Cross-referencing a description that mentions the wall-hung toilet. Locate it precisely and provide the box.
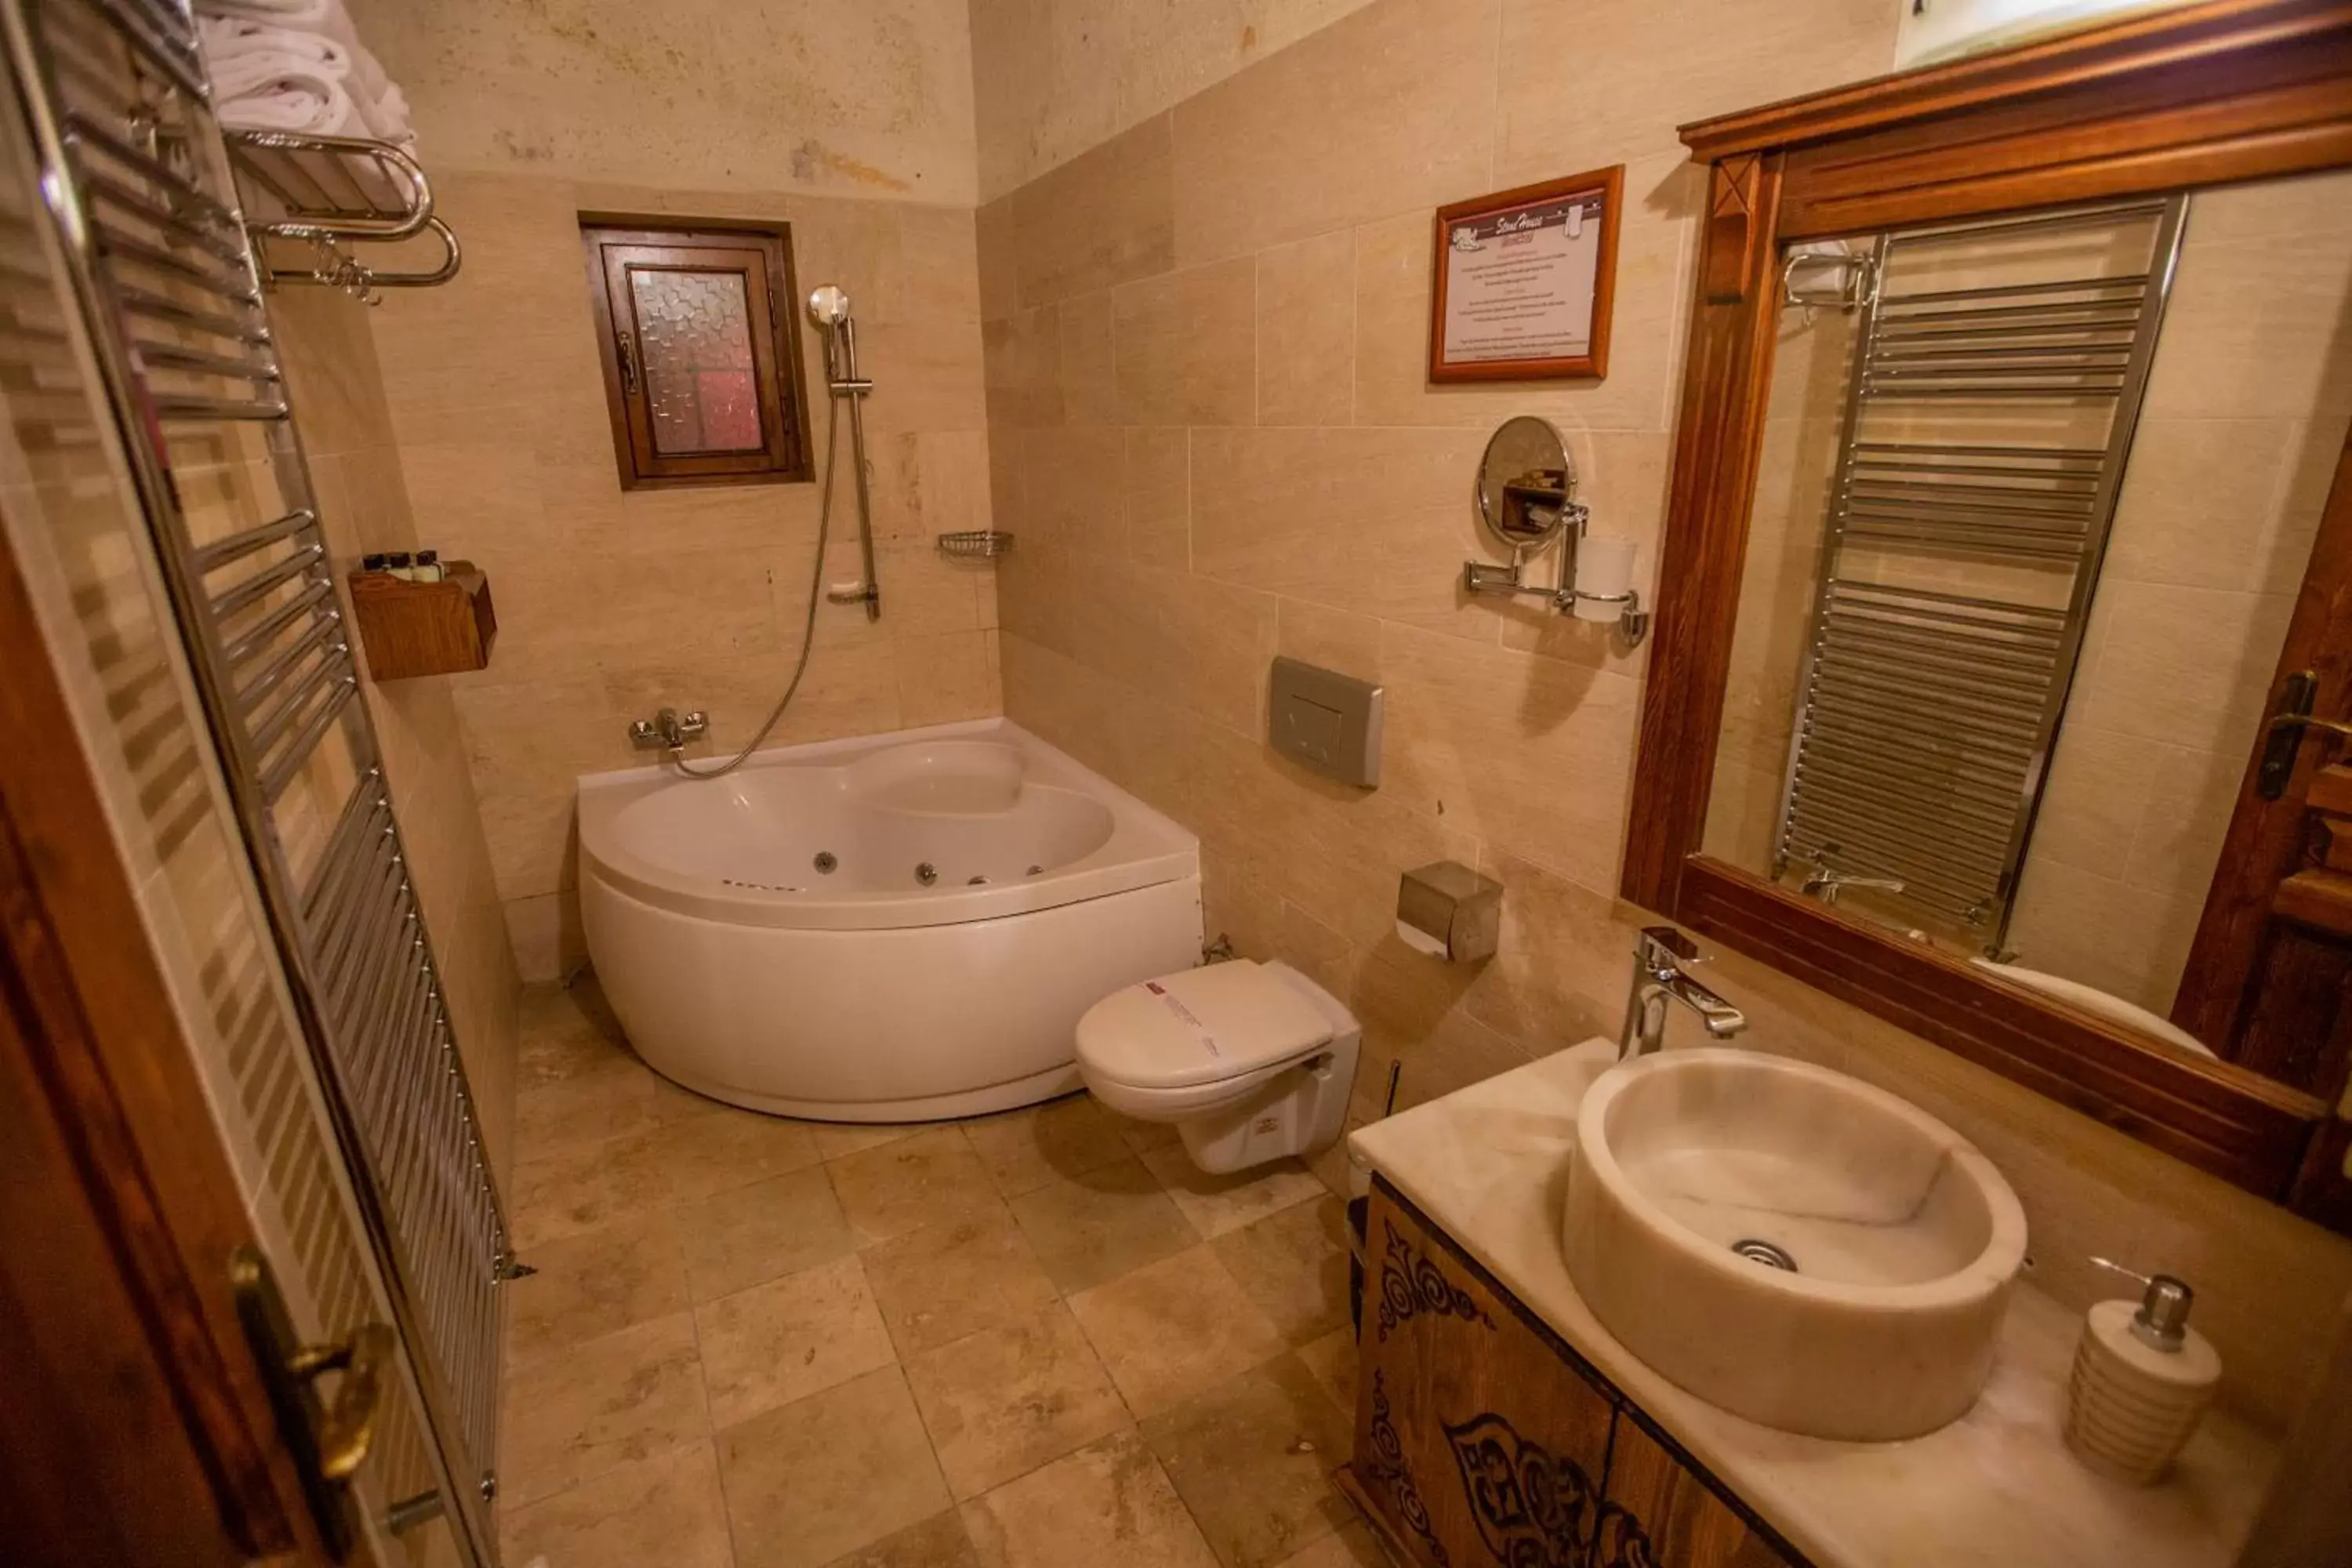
[1074,960,1362,1174]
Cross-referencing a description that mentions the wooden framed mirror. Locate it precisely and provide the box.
[1624,0,2352,1229]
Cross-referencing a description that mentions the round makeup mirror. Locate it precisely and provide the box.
[1475,416,1576,553]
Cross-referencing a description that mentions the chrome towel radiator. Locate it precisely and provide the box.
[0,0,503,1558]
[1773,197,2188,944]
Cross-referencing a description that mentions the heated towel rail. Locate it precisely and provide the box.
[1,0,502,1558]
[1773,196,2188,944]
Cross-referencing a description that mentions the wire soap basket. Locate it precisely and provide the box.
[936,530,1014,559]
[224,129,460,301]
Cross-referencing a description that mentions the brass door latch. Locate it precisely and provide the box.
[2259,670,2352,799]
[231,1245,396,1561]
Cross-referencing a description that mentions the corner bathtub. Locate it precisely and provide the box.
[577,719,1203,1120]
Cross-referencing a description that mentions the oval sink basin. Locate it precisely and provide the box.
[1563,1048,2027,1442]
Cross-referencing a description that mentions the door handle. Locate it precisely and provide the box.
[2259,670,2352,799]
[231,1245,396,1561]
[616,328,641,394]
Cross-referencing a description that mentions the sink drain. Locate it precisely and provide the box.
[1730,1238,1798,1272]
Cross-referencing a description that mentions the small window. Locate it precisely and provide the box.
[580,219,814,490]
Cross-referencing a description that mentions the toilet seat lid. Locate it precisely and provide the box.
[1077,960,1334,1091]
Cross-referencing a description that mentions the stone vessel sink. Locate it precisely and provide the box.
[1563,1047,2027,1442]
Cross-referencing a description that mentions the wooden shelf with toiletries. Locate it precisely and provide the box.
[347,562,495,680]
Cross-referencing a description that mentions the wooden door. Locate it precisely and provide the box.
[0,531,354,1567]
[2173,423,2352,1216]
[1351,1183,1619,1568]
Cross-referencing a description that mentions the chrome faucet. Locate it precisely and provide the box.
[1619,926,1748,1059]
[1798,853,1906,907]
[628,706,708,751]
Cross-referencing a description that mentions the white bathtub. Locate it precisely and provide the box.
[577,719,1203,1120]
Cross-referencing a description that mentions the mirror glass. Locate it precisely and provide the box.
[1477,415,1574,550]
[1703,168,2352,1081]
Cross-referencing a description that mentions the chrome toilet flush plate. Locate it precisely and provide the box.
[1269,657,1382,788]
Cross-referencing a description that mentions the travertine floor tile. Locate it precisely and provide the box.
[1139,1356,1354,1568]
[1269,1523,1387,1568]
[499,1441,732,1568]
[823,1511,980,1568]
[829,1127,1000,1245]
[677,1165,857,1302]
[512,1054,681,1159]
[1293,1328,1360,1420]
[905,1302,1132,1499]
[1101,1105,1185,1153]
[510,1128,677,1248]
[1142,1149,1328,1239]
[960,1431,1219,1568]
[696,1254,897,1428]
[510,1109,821,1248]
[863,1207,1061,1357]
[505,1208,692,1367]
[960,1094,1135,1197]
[720,1366,952,1568]
[1067,1246,1287,1417]
[1007,1157,1199,1293]
[500,1312,708,1507]
[644,1107,823,1205]
[1209,1196,1350,1345]
[811,1120,927,1161]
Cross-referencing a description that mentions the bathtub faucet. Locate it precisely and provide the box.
[629,707,709,752]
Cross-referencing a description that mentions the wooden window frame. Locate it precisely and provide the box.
[579,216,815,492]
[1621,0,2352,1227]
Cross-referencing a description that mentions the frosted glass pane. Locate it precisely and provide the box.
[630,267,763,454]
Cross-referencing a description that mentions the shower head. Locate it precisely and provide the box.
[807,285,853,330]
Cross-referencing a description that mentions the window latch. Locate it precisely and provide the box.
[615,328,641,394]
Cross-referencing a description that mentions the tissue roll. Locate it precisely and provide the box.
[1574,535,1636,623]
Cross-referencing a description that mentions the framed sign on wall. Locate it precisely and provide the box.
[1428,164,1624,383]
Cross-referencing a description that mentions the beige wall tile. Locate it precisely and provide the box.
[1254,230,1356,428]
[1014,114,1178,307]
[1058,289,1121,426]
[1169,1,1497,267]
[1125,427,1192,568]
[985,306,1066,429]
[978,195,1022,321]
[1114,258,1258,426]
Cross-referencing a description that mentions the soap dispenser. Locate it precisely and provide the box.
[2063,1259,2221,1484]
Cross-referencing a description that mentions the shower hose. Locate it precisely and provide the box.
[667,387,851,780]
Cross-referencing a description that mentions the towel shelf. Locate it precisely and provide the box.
[223,128,461,296]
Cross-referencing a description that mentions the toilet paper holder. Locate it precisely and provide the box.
[1396,861,1502,963]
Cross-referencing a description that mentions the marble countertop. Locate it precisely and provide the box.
[1347,1042,2278,1568]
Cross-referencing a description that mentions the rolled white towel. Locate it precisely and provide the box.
[195,0,411,144]
[212,60,364,138]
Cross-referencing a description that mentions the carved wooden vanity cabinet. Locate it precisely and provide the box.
[1346,1181,1806,1568]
